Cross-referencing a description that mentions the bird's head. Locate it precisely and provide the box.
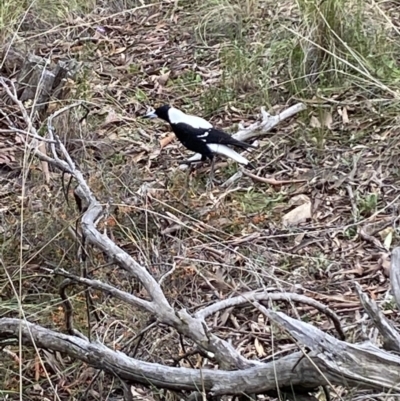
[143,104,171,122]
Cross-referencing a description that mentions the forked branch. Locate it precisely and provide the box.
[1,75,400,397]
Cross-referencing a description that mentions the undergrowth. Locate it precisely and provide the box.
[1,0,400,399]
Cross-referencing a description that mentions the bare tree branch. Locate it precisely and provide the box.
[44,267,157,314]
[195,290,345,340]
[233,103,307,142]
[0,77,253,370]
[390,247,400,311]
[354,282,400,353]
[2,317,400,395]
[265,310,400,392]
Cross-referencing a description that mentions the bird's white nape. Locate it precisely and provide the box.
[168,107,213,129]
[207,144,250,165]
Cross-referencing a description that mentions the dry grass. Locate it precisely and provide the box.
[1,0,400,399]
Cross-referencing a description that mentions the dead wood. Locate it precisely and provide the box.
[391,247,400,311]
[1,46,80,117]
[355,281,400,353]
[1,77,400,398]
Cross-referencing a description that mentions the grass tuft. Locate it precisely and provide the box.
[287,0,400,93]
[0,0,97,42]
[194,0,262,45]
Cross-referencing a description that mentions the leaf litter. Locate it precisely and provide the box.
[1,0,400,399]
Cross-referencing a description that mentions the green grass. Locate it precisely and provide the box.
[0,0,97,42]
[231,189,284,214]
[200,42,272,114]
[357,192,378,217]
[194,0,400,117]
[288,0,400,94]
[194,0,262,45]
[2,0,400,398]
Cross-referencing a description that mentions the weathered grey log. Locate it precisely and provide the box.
[20,68,55,111]
[17,53,48,100]
[52,59,81,99]
[354,281,400,353]
[265,310,400,392]
[1,47,25,75]
[1,316,400,395]
[1,46,80,117]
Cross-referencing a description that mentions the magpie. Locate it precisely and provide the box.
[143,104,256,183]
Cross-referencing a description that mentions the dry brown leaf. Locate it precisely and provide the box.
[288,194,310,206]
[254,338,267,357]
[339,106,350,124]
[282,203,312,226]
[383,230,393,250]
[130,386,156,401]
[159,133,175,149]
[38,142,50,184]
[379,226,393,240]
[322,111,333,129]
[131,151,147,163]
[0,153,15,164]
[310,115,321,128]
[102,108,122,126]
[310,112,332,129]
[158,70,171,86]
[380,253,391,277]
[111,47,127,55]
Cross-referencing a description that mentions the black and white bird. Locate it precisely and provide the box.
[143,104,255,182]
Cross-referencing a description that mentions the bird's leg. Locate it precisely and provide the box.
[181,154,204,171]
[207,157,216,189]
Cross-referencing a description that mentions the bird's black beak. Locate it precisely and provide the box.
[142,110,158,119]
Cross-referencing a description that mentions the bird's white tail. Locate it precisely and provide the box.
[207,144,250,165]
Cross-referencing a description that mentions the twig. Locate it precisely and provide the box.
[59,279,89,341]
[0,129,57,143]
[121,321,158,355]
[159,262,179,286]
[233,103,307,142]
[0,77,51,182]
[242,170,307,185]
[42,266,157,314]
[195,290,345,340]
[390,247,400,311]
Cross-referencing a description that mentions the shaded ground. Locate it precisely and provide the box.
[1,0,400,399]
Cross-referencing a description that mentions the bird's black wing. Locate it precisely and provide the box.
[202,128,256,150]
[170,123,214,159]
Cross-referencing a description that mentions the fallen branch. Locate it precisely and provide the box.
[390,247,400,311]
[265,311,400,392]
[2,317,400,395]
[234,103,307,142]
[0,318,318,394]
[354,282,400,353]
[195,290,345,340]
[0,76,254,371]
